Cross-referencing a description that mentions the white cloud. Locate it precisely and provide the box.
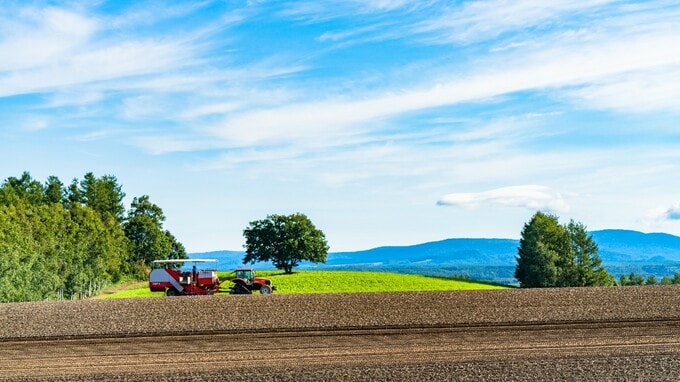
[107,2,215,29]
[0,3,241,101]
[667,204,680,220]
[417,0,616,43]
[0,38,198,97]
[642,201,680,237]
[21,117,49,131]
[0,7,96,71]
[358,0,413,11]
[438,185,569,213]
[649,202,680,221]
[449,113,559,143]
[46,90,104,108]
[210,23,680,146]
[280,0,416,20]
[133,135,221,155]
[180,102,241,120]
[211,100,380,145]
[121,95,169,120]
[74,129,117,142]
[566,66,680,112]
[317,24,383,42]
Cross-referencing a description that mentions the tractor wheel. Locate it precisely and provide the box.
[260,285,272,295]
[166,288,179,297]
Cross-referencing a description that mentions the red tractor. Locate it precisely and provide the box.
[149,259,221,296]
[230,268,276,294]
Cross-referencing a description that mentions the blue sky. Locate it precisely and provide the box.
[1,0,679,252]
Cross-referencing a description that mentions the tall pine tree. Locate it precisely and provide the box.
[567,220,613,287]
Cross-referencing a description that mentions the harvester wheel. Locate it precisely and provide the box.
[260,285,272,295]
[166,288,179,296]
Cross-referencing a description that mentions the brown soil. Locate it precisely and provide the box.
[1,286,679,381]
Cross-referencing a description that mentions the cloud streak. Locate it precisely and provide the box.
[417,0,617,43]
[211,21,680,147]
[438,185,569,213]
[0,36,200,97]
[0,7,96,72]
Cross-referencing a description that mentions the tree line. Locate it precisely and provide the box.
[0,172,185,302]
[619,272,680,286]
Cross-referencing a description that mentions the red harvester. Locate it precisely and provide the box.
[149,259,221,296]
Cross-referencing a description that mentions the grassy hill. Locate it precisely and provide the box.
[98,270,509,299]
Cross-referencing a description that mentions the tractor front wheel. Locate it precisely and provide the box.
[166,288,180,296]
[260,285,272,295]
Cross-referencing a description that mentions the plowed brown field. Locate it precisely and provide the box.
[1,286,679,381]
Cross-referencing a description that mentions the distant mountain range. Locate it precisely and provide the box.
[190,230,680,285]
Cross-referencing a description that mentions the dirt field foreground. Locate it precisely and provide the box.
[1,286,679,381]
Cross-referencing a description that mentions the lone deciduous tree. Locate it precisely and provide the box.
[243,213,328,274]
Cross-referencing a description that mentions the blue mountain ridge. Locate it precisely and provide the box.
[189,229,680,284]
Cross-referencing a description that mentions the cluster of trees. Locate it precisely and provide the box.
[619,272,680,286]
[515,212,615,288]
[0,172,185,302]
[243,213,328,274]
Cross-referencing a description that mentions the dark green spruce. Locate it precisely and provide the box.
[515,212,615,288]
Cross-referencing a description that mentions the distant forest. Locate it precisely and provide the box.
[0,172,185,302]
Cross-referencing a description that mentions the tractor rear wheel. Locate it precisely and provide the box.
[260,285,272,294]
[166,288,180,296]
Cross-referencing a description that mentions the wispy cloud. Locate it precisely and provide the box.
[649,202,680,221]
[21,117,49,131]
[106,1,216,29]
[0,37,200,97]
[0,7,96,72]
[132,132,232,155]
[667,203,680,220]
[317,24,385,43]
[416,0,617,43]
[209,21,680,147]
[280,0,419,21]
[438,185,569,213]
[566,66,680,112]
[0,2,252,101]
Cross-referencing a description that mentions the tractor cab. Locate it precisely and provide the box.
[234,268,254,284]
[230,268,276,295]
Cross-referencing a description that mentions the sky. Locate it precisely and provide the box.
[1,0,679,253]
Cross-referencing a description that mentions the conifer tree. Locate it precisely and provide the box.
[515,212,614,287]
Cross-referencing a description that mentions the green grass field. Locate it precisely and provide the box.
[97,270,509,299]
